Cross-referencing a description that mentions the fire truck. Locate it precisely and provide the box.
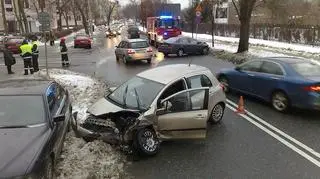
[147,4,182,47]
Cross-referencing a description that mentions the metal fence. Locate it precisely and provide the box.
[183,23,320,46]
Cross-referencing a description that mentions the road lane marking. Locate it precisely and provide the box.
[226,103,320,167]
[227,99,320,160]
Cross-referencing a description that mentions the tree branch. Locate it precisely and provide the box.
[232,0,240,20]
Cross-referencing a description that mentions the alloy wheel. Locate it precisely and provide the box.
[272,92,289,112]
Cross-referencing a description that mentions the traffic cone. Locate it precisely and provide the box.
[236,96,246,114]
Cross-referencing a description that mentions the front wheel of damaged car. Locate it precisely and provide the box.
[134,128,160,156]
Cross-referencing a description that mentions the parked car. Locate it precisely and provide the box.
[0,79,73,179]
[4,36,24,54]
[158,36,210,57]
[127,26,140,39]
[74,34,92,49]
[216,57,320,112]
[115,39,153,64]
[106,28,117,38]
[71,64,226,156]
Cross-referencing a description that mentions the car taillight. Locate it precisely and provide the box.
[127,49,135,54]
[147,47,152,52]
[303,85,320,92]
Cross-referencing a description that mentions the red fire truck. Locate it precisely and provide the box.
[147,15,182,47]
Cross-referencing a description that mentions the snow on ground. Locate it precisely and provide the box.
[36,69,127,179]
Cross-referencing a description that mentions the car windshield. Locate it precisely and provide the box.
[129,41,148,49]
[291,62,320,76]
[0,96,45,127]
[158,19,179,29]
[107,76,165,111]
[76,36,89,39]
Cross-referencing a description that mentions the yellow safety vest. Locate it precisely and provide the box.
[20,44,32,56]
[32,41,40,53]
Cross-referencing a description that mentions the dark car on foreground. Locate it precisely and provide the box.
[216,57,320,112]
[127,26,140,39]
[0,79,73,179]
[158,36,209,57]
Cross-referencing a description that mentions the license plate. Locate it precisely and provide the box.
[80,41,86,43]
[136,50,145,53]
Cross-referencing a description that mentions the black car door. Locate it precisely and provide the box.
[46,83,69,157]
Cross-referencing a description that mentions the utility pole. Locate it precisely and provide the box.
[88,0,92,37]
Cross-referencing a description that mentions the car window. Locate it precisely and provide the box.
[46,83,65,116]
[186,75,212,89]
[187,38,198,44]
[291,62,320,76]
[161,89,207,113]
[158,79,187,106]
[118,42,124,48]
[241,61,263,72]
[178,38,188,44]
[260,61,284,75]
[129,41,148,49]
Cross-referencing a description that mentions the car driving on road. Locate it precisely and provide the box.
[72,64,226,156]
[74,34,92,49]
[158,36,210,57]
[0,79,73,179]
[127,26,140,39]
[115,39,153,64]
[106,28,117,38]
[216,57,320,112]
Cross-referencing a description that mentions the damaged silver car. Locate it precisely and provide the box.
[71,64,226,156]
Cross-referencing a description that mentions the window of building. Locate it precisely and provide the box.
[5,8,13,12]
[5,0,12,5]
[24,0,29,8]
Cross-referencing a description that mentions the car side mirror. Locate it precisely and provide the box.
[53,114,66,122]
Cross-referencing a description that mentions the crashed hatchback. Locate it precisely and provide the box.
[72,64,226,156]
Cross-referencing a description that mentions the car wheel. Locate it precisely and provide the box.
[88,45,92,49]
[116,55,120,61]
[209,103,225,124]
[74,45,77,48]
[272,91,290,112]
[147,59,151,64]
[218,76,230,93]
[134,128,160,156]
[43,158,54,179]
[177,49,184,57]
[202,47,209,55]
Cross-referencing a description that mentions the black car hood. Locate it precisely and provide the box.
[0,124,50,178]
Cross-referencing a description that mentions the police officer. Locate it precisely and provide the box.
[31,37,40,72]
[19,39,33,75]
[60,38,70,67]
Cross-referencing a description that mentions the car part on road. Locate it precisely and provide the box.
[272,91,290,112]
[177,49,184,57]
[209,103,225,124]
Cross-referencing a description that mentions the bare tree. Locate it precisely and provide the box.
[30,0,39,15]
[18,0,29,33]
[13,1,24,33]
[75,0,89,34]
[232,0,258,53]
[106,1,118,26]
[0,0,8,34]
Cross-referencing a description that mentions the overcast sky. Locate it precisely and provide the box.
[120,0,190,9]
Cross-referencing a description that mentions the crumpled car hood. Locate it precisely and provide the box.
[87,97,124,116]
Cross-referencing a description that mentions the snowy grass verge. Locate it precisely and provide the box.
[35,69,127,179]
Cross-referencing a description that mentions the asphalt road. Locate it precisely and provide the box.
[2,29,320,178]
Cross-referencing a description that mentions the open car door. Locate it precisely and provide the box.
[156,88,209,140]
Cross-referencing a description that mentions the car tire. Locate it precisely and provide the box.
[202,47,209,55]
[116,55,120,61]
[209,103,225,124]
[134,128,160,156]
[147,59,151,64]
[177,49,184,57]
[74,45,77,48]
[43,158,55,179]
[271,91,290,112]
[218,76,230,93]
[88,45,92,49]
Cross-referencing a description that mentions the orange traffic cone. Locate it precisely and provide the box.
[236,96,246,114]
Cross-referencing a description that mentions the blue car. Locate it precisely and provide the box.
[216,57,320,112]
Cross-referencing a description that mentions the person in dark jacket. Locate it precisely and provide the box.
[60,38,69,67]
[2,46,15,74]
[19,39,33,75]
[49,31,55,46]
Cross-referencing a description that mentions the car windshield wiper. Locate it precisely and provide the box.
[123,85,129,107]
[134,87,142,110]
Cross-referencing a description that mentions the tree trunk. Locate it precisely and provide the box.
[75,1,89,34]
[0,0,8,34]
[237,18,250,53]
[13,0,24,33]
[32,0,39,15]
[18,0,29,33]
[63,12,69,29]
[73,9,78,27]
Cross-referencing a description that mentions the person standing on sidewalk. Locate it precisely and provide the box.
[60,38,70,67]
[31,37,40,72]
[2,46,15,74]
[19,39,33,75]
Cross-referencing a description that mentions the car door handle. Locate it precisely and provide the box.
[247,74,255,77]
[195,114,205,119]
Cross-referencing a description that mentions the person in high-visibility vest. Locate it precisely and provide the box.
[19,39,33,75]
[31,37,40,72]
[60,38,69,67]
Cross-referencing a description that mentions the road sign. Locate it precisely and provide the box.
[38,12,51,31]
[195,4,202,12]
[196,11,201,17]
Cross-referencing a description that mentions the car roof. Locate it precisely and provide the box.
[127,39,147,43]
[0,79,53,95]
[261,57,305,64]
[137,64,209,84]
